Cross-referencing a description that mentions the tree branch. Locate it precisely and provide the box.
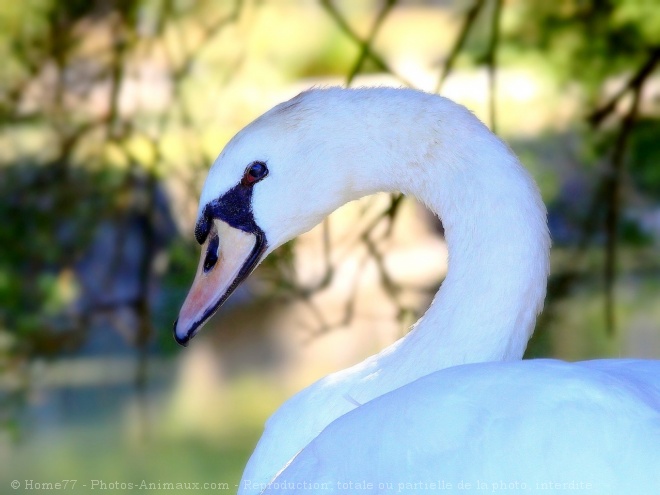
[435,0,485,93]
[320,0,414,87]
[603,72,645,335]
[484,0,502,133]
[587,46,660,128]
[346,0,397,86]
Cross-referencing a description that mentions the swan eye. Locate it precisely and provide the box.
[203,235,220,272]
[243,161,268,185]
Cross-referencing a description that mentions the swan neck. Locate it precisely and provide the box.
[384,109,549,367]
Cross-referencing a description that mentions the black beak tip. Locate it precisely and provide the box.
[173,318,191,347]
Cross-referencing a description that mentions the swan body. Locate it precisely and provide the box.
[172,88,660,494]
[262,360,660,494]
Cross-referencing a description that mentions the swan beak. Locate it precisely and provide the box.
[173,219,266,346]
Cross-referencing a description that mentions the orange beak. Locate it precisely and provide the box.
[173,219,265,346]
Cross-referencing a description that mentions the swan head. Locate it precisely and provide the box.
[173,87,549,348]
[173,90,366,345]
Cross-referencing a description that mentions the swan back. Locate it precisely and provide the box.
[260,360,660,494]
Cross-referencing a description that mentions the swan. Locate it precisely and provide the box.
[173,87,660,494]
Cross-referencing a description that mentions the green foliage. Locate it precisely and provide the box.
[619,217,653,245]
[504,0,657,101]
[296,30,360,78]
[0,160,118,344]
[628,119,660,196]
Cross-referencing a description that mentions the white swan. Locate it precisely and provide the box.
[173,88,660,494]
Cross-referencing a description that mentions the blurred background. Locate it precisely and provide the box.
[1,0,659,492]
